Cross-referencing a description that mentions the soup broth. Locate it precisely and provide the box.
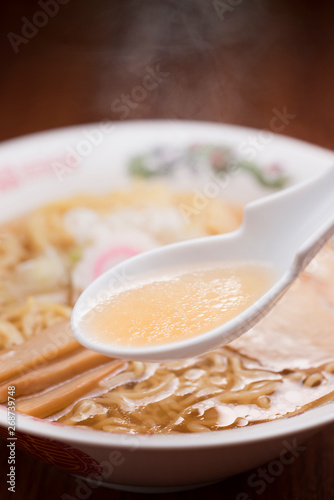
[0,183,333,434]
[82,263,275,347]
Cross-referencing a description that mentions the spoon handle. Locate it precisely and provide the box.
[242,167,334,272]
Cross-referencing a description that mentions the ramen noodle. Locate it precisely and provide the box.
[0,182,334,434]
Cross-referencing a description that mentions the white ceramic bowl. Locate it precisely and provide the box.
[0,121,333,493]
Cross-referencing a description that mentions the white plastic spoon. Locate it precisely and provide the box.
[72,167,334,361]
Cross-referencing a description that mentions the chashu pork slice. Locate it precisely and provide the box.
[230,254,334,373]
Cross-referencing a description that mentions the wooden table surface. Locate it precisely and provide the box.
[1,1,334,498]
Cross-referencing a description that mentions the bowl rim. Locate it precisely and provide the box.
[0,118,333,158]
[1,403,334,449]
[1,120,334,450]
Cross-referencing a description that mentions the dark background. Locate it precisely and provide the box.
[1,1,334,499]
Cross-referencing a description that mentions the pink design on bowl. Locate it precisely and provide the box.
[0,425,103,476]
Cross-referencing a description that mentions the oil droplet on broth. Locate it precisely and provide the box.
[81,263,276,347]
